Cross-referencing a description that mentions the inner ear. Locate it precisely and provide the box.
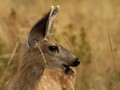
[27,6,59,48]
[27,14,49,48]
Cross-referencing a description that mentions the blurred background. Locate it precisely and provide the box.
[0,0,120,90]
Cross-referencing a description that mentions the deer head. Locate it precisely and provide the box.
[27,6,80,75]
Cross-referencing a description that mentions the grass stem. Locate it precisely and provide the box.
[108,33,119,90]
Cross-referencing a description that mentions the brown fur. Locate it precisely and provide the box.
[5,37,76,90]
[4,6,80,90]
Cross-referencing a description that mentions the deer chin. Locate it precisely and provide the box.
[45,64,74,75]
[63,64,74,75]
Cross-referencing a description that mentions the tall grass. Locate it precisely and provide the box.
[0,43,19,89]
[108,34,120,90]
[0,0,120,90]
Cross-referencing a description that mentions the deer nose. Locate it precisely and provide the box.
[70,58,80,67]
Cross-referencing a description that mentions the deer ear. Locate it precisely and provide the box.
[27,6,59,48]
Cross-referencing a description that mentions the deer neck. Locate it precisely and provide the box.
[16,65,44,90]
[15,51,45,90]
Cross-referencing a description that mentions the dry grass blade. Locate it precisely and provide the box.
[8,43,19,65]
[0,53,18,59]
[35,41,47,65]
[63,36,77,55]
[0,54,17,59]
[107,33,119,90]
[0,42,19,88]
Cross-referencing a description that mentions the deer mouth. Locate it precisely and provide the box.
[63,64,74,75]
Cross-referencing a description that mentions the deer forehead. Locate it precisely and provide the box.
[43,36,58,45]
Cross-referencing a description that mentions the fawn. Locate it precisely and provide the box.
[5,6,80,90]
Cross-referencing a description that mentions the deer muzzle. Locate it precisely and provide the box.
[63,58,80,75]
[70,58,80,67]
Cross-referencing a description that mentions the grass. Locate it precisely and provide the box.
[0,43,19,89]
[108,33,120,90]
[0,0,120,90]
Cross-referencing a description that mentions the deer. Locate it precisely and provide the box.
[4,6,80,90]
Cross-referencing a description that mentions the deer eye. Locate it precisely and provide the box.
[49,46,58,52]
